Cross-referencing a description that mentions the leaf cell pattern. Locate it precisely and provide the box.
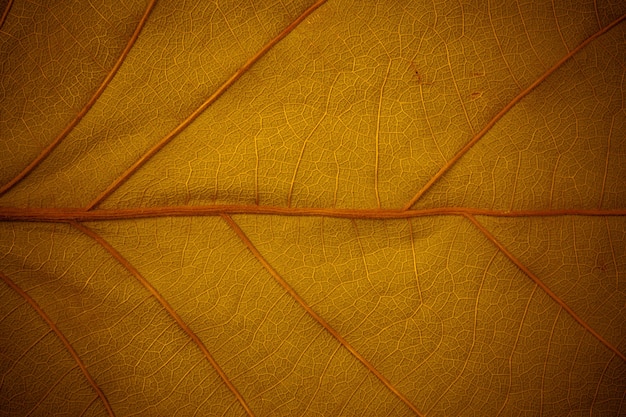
[1,0,625,416]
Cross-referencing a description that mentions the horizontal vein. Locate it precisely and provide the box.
[0,206,624,222]
[0,0,157,197]
[463,213,626,363]
[85,0,327,210]
[0,271,116,416]
[71,222,255,417]
[402,12,626,210]
[221,214,424,417]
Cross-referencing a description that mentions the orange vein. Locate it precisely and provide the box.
[406,219,423,306]
[0,271,115,416]
[86,0,328,210]
[71,222,255,417]
[0,0,13,30]
[221,214,424,417]
[1,206,625,222]
[402,12,626,210]
[0,0,157,197]
[463,213,626,363]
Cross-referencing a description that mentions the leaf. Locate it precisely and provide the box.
[1,0,625,415]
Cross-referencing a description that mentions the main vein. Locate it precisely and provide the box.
[1,206,624,222]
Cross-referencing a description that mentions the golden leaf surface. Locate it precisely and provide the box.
[1,0,625,415]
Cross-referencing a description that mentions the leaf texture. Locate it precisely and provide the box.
[1,0,625,416]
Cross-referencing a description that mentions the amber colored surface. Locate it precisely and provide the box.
[1,0,625,415]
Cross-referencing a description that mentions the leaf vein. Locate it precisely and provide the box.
[463,213,626,363]
[86,0,328,210]
[402,13,626,210]
[71,222,256,417]
[0,0,157,197]
[221,213,425,417]
[0,271,116,416]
